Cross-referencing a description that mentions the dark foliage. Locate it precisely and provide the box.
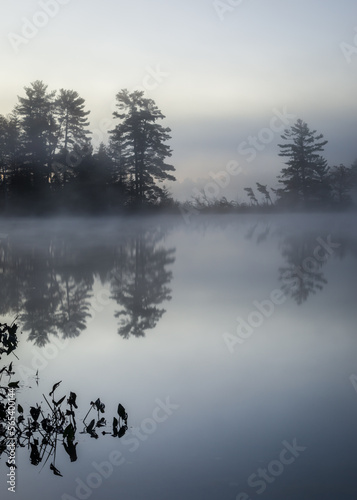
[0,323,129,477]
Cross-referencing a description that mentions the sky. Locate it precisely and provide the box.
[1,0,357,201]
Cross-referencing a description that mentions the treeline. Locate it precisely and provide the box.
[0,81,176,214]
[188,119,357,213]
[250,119,357,209]
[1,83,356,215]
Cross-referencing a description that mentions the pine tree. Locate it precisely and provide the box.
[15,80,57,183]
[55,89,91,152]
[278,119,329,207]
[109,89,176,205]
[329,164,353,206]
[0,115,22,209]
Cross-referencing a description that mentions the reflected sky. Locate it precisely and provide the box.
[1,213,357,499]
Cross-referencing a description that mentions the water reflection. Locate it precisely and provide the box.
[244,219,357,305]
[0,328,129,477]
[278,233,329,305]
[0,224,175,345]
[110,233,175,339]
[1,215,357,498]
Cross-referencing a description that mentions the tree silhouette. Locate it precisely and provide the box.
[329,164,353,206]
[110,89,176,205]
[55,89,91,152]
[15,81,57,184]
[278,119,329,207]
[0,115,22,212]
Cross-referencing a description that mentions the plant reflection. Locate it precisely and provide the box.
[0,322,129,477]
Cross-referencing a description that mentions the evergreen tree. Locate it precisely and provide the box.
[51,89,91,191]
[55,89,91,152]
[278,119,329,207]
[15,80,57,184]
[109,89,176,205]
[94,143,128,210]
[0,115,20,210]
[329,164,353,206]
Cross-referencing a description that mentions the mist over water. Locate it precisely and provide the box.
[0,213,356,500]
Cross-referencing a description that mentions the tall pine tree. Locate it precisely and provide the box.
[15,80,57,186]
[278,119,329,207]
[109,89,176,205]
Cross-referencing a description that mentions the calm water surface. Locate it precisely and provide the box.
[0,213,356,500]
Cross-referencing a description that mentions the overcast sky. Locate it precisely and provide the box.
[1,0,356,201]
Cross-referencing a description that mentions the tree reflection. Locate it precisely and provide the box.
[110,232,175,338]
[0,226,175,345]
[244,220,355,305]
[278,233,328,305]
[56,276,92,339]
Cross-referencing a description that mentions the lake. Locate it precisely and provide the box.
[0,213,356,500]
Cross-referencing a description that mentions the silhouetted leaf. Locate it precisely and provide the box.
[50,463,63,477]
[67,392,78,408]
[41,418,53,433]
[112,417,118,437]
[54,395,66,407]
[63,424,75,442]
[8,381,19,388]
[30,406,41,421]
[63,440,78,462]
[30,442,41,465]
[86,419,95,433]
[49,381,62,397]
[118,425,127,438]
[93,398,105,413]
[117,403,127,421]
[96,417,106,428]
